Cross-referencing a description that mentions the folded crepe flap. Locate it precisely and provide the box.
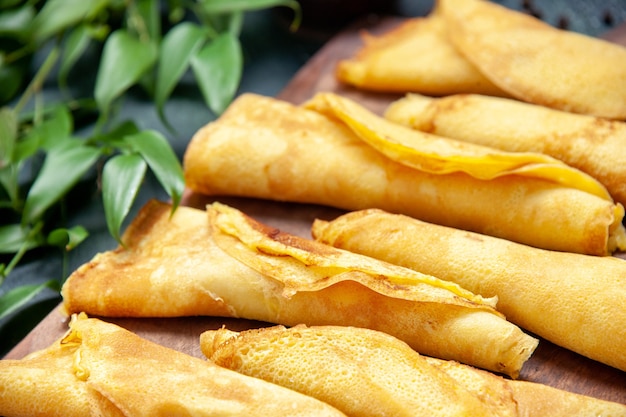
[383,93,626,253]
[209,203,545,378]
[182,93,623,256]
[65,314,346,417]
[200,325,516,417]
[385,92,626,209]
[311,208,626,373]
[304,92,612,201]
[335,15,507,96]
[61,200,237,318]
[60,199,536,377]
[436,0,626,120]
[208,201,498,311]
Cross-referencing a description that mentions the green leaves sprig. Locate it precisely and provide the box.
[2,0,301,125]
[0,0,301,322]
[0,99,184,320]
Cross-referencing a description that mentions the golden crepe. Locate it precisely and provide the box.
[437,0,626,119]
[335,13,508,96]
[0,314,346,417]
[311,208,626,372]
[385,93,626,208]
[183,92,626,255]
[201,325,626,417]
[61,199,538,377]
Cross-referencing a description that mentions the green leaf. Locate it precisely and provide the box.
[0,224,42,254]
[11,129,40,163]
[197,0,301,31]
[22,141,101,224]
[30,0,111,43]
[198,0,299,13]
[89,120,140,148]
[0,164,18,205]
[0,107,17,167]
[194,9,240,35]
[0,0,25,8]
[0,280,61,321]
[58,24,94,91]
[227,11,244,35]
[94,29,158,120]
[47,225,89,250]
[0,62,25,104]
[190,32,242,115]
[128,0,160,41]
[102,153,147,243]
[0,4,35,38]
[166,0,186,22]
[125,130,185,209]
[155,22,207,127]
[31,106,74,151]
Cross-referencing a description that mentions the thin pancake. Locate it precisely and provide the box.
[183,93,626,255]
[201,325,626,417]
[0,314,345,417]
[61,200,538,377]
[385,93,626,208]
[312,208,626,372]
[437,0,626,119]
[335,14,507,96]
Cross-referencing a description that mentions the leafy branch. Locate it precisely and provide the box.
[0,0,301,321]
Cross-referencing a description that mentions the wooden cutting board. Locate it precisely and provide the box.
[5,15,626,406]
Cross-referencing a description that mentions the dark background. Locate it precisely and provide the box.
[2,0,625,357]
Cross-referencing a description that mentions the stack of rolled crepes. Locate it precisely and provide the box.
[385,93,626,209]
[183,91,626,256]
[311,208,626,373]
[336,0,626,119]
[0,314,346,417]
[201,324,626,417]
[61,199,537,378]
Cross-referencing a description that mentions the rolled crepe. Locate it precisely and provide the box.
[62,199,538,377]
[385,93,626,208]
[201,325,626,417]
[436,0,626,119]
[183,92,626,255]
[311,208,626,372]
[0,314,345,417]
[335,13,508,96]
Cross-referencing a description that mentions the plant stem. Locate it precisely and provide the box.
[13,46,61,116]
[0,221,44,287]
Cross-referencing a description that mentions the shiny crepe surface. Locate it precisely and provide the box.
[183,92,625,255]
[336,0,626,119]
[61,199,537,377]
[438,0,626,119]
[201,325,626,417]
[306,92,610,199]
[334,13,507,96]
[312,208,626,373]
[0,314,346,417]
[385,93,626,208]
